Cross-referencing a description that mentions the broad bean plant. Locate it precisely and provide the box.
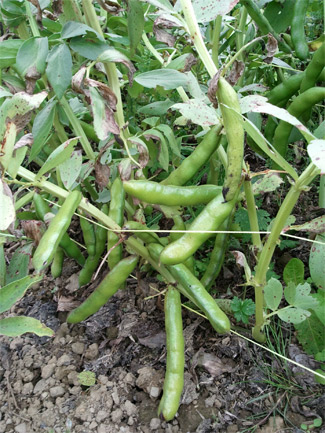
[0,0,324,419]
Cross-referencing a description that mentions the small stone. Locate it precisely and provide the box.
[96,410,108,423]
[33,379,47,394]
[89,421,98,429]
[124,400,137,417]
[97,425,110,433]
[57,354,71,366]
[111,388,120,405]
[150,386,160,398]
[21,382,33,395]
[127,416,134,426]
[150,418,161,430]
[124,372,135,386]
[50,385,65,398]
[105,396,113,410]
[98,375,108,385]
[111,408,123,423]
[41,364,56,379]
[15,423,27,433]
[72,342,85,355]
[85,343,99,360]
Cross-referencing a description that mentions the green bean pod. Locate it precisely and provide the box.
[33,193,85,266]
[291,0,309,60]
[170,216,195,274]
[123,180,222,206]
[240,0,291,53]
[51,247,64,278]
[78,205,109,287]
[107,178,125,270]
[217,78,244,202]
[301,46,325,93]
[161,124,222,186]
[79,212,96,257]
[32,191,82,273]
[68,255,138,323]
[267,73,304,106]
[158,286,184,421]
[273,87,325,158]
[200,219,231,291]
[148,244,230,334]
[160,189,237,266]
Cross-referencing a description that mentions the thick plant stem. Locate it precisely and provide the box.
[53,112,69,144]
[59,97,96,160]
[24,0,40,36]
[180,0,217,77]
[243,179,262,253]
[211,15,222,66]
[236,7,248,61]
[252,163,319,341]
[82,0,127,132]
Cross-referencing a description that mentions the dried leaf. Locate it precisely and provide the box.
[14,133,33,150]
[52,0,63,15]
[118,158,132,181]
[25,66,41,94]
[195,350,233,376]
[86,78,117,110]
[182,53,197,72]
[264,33,278,63]
[72,66,87,94]
[207,71,222,108]
[97,0,121,14]
[227,60,244,86]
[94,160,110,190]
[21,220,45,244]
[57,295,81,312]
[153,17,176,47]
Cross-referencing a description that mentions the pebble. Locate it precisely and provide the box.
[14,423,27,433]
[21,382,33,395]
[57,354,72,366]
[49,385,65,398]
[96,410,108,423]
[33,379,47,394]
[72,342,85,355]
[41,363,56,379]
[85,343,99,360]
[124,400,137,416]
[150,386,160,399]
[111,408,123,423]
[150,418,161,430]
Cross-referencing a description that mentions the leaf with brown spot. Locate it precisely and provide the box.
[21,220,45,244]
[86,78,117,110]
[97,0,121,14]
[207,70,222,108]
[95,159,110,190]
[129,137,149,169]
[118,158,132,181]
[227,60,244,86]
[264,33,278,63]
[14,133,33,150]
[72,66,87,94]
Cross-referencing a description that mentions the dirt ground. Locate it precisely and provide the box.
[0,254,324,433]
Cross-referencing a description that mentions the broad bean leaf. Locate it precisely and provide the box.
[312,290,325,326]
[36,138,78,180]
[88,86,119,138]
[0,317,54,337]
[191,0,240,23]
[307,139,325,174]
[6,243,33,284]
[283,258,304,286]
[264,277,283,311]
[156,124,181,157]
[128,0,145,56]
[309,234,325,290]
[0,179,15,231]
[0,275,42,313]
[295,312,324,356]
[30,98,57,161]
[141,0,174,12]
[143,128,169,172]
[59,150,82,190]
[288,216,325,234]
[138,100,174,115]
[0,122,16,173]
[16,37,48,77]
[252,173,283,195]
[61,21,102,40]
[46,43,72,99]
[171,99,220,127]
[0,39,24,68]
[284,282,318,310]
[277,307,311,324]
[134,69,188,90]
[70,37,108,60]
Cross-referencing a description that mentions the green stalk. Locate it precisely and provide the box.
[59,96,96,160]
[82,0,127,132]
[24,0,40,37]
[62,0,84,23]
[319,175,325,208]
[14,191,34,211]
[53,111,69,143]
[211,15,222,67]
[243,179,262,253]
[222,36,263,76]
[235,7,248,62]
[252,163,319,341]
